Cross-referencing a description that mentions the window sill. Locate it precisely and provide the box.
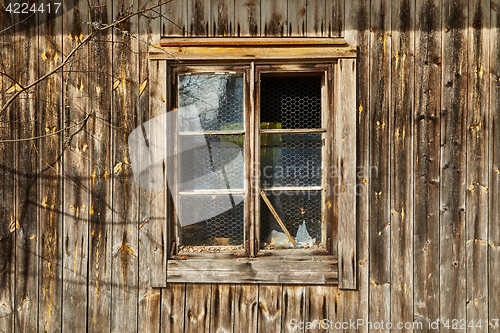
[165,250,338,284]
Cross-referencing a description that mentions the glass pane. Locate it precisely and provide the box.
[180,135,244,191]
[180,195,244,246]
[178,73,244,132]
[260,134,322,187]
[260,75,322,129]
[260,191,322,249]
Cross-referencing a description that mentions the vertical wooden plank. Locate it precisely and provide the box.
[0,7,16,333]
[336,58,357,290]
[330,0,344,37]
[87,0,113,331]
[489,1,500,330]
[188,0,210,36]
[257,285,282,333]
[138,2,164,333]
[343,0,370,331]
[161,283,186,332]
[185,284,211,333]
[440,1,468,331]
[61,1,90,331]
[13,8,39,333]
[234,0,260,36]
[210,284,235,333]
[368,0,391,330]
[413,0,442,330]
[305,0,327,37]
[304,286,331,333]
[281,286,306,333]
[163,0,187,36]
[262,1,287,36]
[390,0,414,330]
[466,0,490,326]
[211,0,234,36]
[111,0,140,331]
[288,0,306,36]
[234,285,259,332]
[38,5,64,333]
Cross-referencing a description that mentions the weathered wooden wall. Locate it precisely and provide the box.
[1,0,499,332]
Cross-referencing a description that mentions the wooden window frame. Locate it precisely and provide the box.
[148,38,357,288]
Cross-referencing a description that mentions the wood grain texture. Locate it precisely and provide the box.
[87,1,114,331]
[211,284,235,332]
[287,0,306,36]
[138,2,164,333]
[440,0,468,331]
[0,7,16,333]
[489,0,500,330]
[390,0,414,329]
[413,0,442,330]
[257,285,282,332]
[305,0,326,37]
[188,0,210,36]
[234,285,258,332]
[161,283,186,332]
[466,0,490,325]
[185,284,211,333]
[163,0,187,36]
[281,286,305,333]
[211,0,234,36]
[61,1,90,331]
[304,286,333,333]
[234,0,260,36]
[262,1,287,36]
[37,5,64,332]
[13,8,39,333]
[111,0,140,331]
[336,58,357,290]
[343,1,370,331]
[368,0,391,330]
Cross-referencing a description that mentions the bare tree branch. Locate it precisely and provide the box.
[1,0,173,114]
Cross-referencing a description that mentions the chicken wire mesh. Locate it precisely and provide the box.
[180,195,245,246]
[260,75,322,129]
[260,191,322,247]
[178,73,244,132]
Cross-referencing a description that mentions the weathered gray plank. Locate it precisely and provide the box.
[466,0,490,326]
[288,0,306,36]
[87,1,113,331]
[234,0,260,36]
[281,286,306,333]
[185,284,211,333]
[413,0,442,330]
[138,2,164,333]
[61,1,90,331]
[188,0,210,36]
[210,284,235,332]
[440,1,468,331]
[343,1,370,330]
[234,285,258,332]
[162,0,187,36]
[368,0,391,330]
[211,0,234,36]
[0,8,16,333]
[490,1,500,330]
[111,0,140,331]
[37,5,64,332]
[336,58,357,290]
[390,0,415,330]
[330,0,344,37]
[161,283,186,332]
[257,285,282,332]
[13,8,39,333]
[304,286,332,333]
[305,0,325,37]
[261,1,287,36]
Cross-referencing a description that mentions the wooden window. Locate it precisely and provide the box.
[147,39,357,288]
